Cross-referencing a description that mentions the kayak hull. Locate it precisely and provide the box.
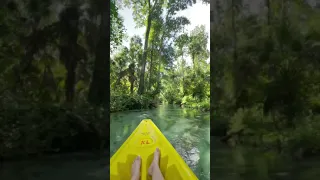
[110,119,198,180]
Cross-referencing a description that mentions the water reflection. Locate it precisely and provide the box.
[110,104,210,180]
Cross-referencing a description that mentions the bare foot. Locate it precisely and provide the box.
[131,156,141,180]
[148,148,160,176]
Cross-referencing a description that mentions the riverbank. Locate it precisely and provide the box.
[0,102,108,160]
[110,93,157,112]
[110,93,209,112]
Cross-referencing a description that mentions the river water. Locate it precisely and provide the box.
[110,104,211,180]
[2,105,320,180]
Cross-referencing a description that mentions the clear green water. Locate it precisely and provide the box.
[110,104,210,180]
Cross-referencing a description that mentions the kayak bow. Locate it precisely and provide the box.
[110,119,198,180]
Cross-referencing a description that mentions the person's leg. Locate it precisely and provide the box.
[148,148,164,180]
[131,156,141,180]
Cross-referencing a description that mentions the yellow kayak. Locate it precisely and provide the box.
[110,119,198,180]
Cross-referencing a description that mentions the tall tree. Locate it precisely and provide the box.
[88,0,111,106]
[59,5,81,103]
[124,0,163,94]
[188,25,209,72]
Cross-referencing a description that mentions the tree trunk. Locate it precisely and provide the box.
[88,0,110,106]
[265,0,273,78]
[148,43,154,91]
[192,54,196,71]
[272,112,282,153]
[59,6,80,105]
[138,4,152,95]
[60,44,78,104]
[156,60,161,93]
[231,0,237,61]
[278,0,287,56]
[181,55,185,95]
[129,63,136,94]
[214,0,222,24]
[65,55,77,103]
[130,81,134,94]
[266,0,271,25]
[231,0,239,101]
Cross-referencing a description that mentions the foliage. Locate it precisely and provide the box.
[111,0,125,52]
[110,93,156,112]
[111,0,210,111]
[0,0,118,158]
[212,0,320,158]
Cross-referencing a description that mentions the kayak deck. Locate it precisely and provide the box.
[110,119,198,180]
